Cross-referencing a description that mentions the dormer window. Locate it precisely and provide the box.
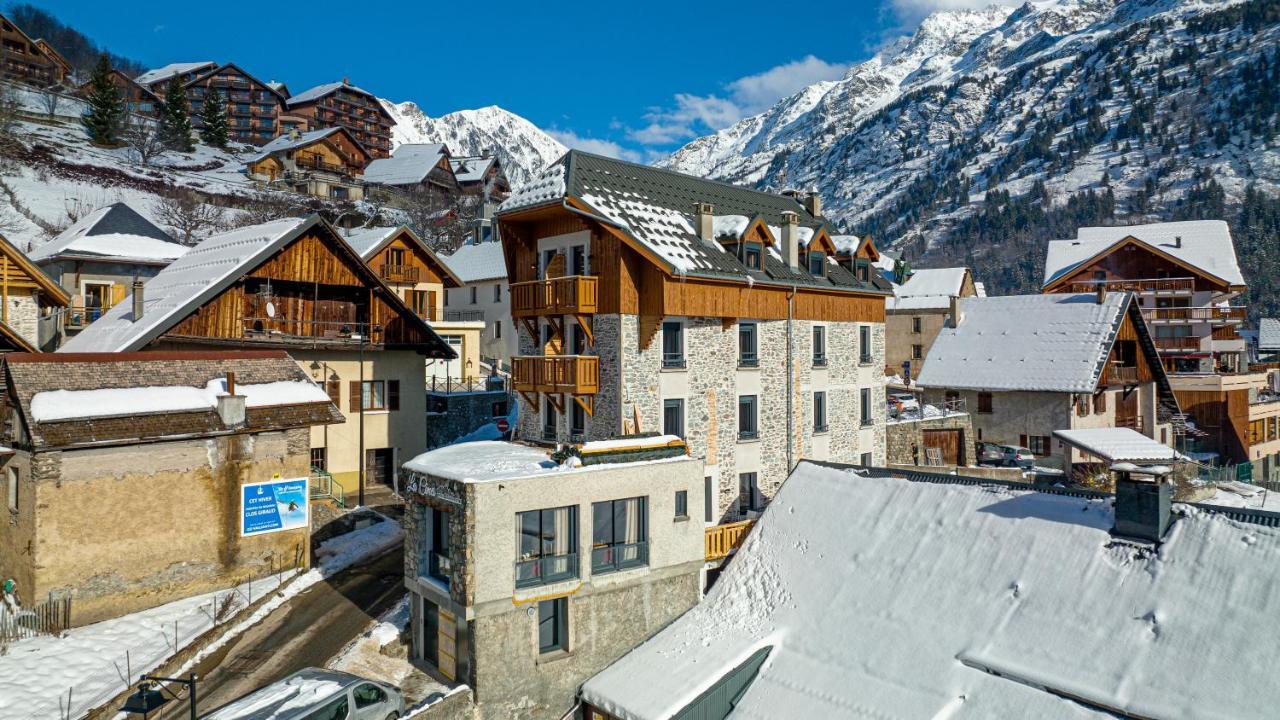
[744,242,762,271]
[856,260,870,283]
[808,252,825,277]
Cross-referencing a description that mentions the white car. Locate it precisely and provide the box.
[887,392,920,417]
[205,668,405,720]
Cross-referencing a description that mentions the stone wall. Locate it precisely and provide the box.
[7,293,39,348]
[426,390,510,449]
[13,429,311,626]
[886,414,975,467]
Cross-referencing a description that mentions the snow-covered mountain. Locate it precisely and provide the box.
[661,0,1280,306]
[380,102,567,188]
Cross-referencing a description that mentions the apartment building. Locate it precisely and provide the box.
[496,151,892,524]
[400,439,704,719]
[283,79,395,158]
[245,127,371,200]
[32,38,71,84]
[440,236,517,372]
[59,215,454,501]
[884,265,979,382]
[135,61,216,95]
[0,12,61,86]
[184,63,285,145]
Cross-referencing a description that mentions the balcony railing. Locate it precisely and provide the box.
[294,156,349,175]
[1058,277,1196,294]
[242,318,382,345]
[443,310,484,322]
[511,275,598,318]
[1153,336,1202,351]
[705,520,755,562]
[379,264,420,283]
[1106,365,1139,385]
[591,542,649,575]
[1141,306,1246,323]
[512,355,599,395]
[1116,416,1145,433]
[514,553,578,589]
[67,300,115,329]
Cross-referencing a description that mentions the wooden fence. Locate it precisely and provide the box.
[0,594,72,642]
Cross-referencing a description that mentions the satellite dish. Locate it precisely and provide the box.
[266,301,276,318]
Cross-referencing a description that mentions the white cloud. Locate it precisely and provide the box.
[548,130,642,163]
[627,55,850,148]
[886,0,997,28]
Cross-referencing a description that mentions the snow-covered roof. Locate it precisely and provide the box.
[363,143,448,186]
[1259,318,1280,352]
[135,61,216,87]
[402,440,688,484]
[59,218,309,353]
[247,127,351,164]
[1053,427,1182,463]
[915,293,1127,393]
[30,378,329,422]
[440,240,507,283]
[830,234,859,254]
[285,80,377,107]
[887,267,969,310]
[339,226,399,260]
[1044,221,1245,288]
[29,202,183,265]
[582,461,1280,720]
[450,155,496,183]
[498,157,566,212]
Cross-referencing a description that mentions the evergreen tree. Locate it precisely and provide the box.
[199,90,229,148]
[159,76,193,152]
[82,54,122,146]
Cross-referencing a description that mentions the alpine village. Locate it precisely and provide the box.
[2,1,1280,719]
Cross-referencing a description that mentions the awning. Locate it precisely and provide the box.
[1053,427,1182,464]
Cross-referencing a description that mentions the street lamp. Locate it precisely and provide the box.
[121,674,198,720]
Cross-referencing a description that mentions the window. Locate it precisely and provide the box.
[662,321,684,368]
[860,388,872,426]
[592,497,648,574]
[704,476,715,523]
[738,322,758,367]
[814,391,828,432]
[675,490,688,519]
[738,472,760,516]
[663,398,685,438]
[570,401,585,439]
[912,344,923,360]
[388,247,406,267]
[417,505,451,585]
[538,597,568,654]
[469,286,478,304]
[944,390,959,410]
[859,325,872,364]
[857,261,870,283]
[542,398,557,441]
[516,506,578,587]
[977,392,993,414]
[861,452,873,466]
[443,290,450,307]
[738,395,758,440]
[410,289,432,320]
[571,323,588,355]
[354,683,386,709]
[6,466,16,513]
[571,245,587,275]
[494,320,502,339]
[1022,435,1051,456]
[912,317,922,334]
[309,696,349,720]
[812,326,826,366]
[494,284,502,302]
[309,447,327,471]
[808,252,825,276]
[1093,392,1107,414]
[1093,270,1106,282]
[744,243,762,270]
[351,380,399,412]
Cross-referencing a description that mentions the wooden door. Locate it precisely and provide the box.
[922,429,963,466]
[1116,390,1137,429]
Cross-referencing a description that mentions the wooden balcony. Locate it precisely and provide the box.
[1153,336,1203,352]
[1106,364,1139,385]
[1059,277,1195,294]
[379,264,420,283]
[1141,306,1246,324]
[705,520,755,562]
[511,275,598,318]
[512,355,599,395]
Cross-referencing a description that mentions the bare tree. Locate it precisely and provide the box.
[152,188,225,244]
[0,82,22,143]
[229,192,303,228]
[399,186,476,252]
[37,87,61,120]
[122,116,167,166]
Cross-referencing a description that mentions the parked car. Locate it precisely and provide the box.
[887,392,920,418]
[976,441,1006,466]
[1000,445,1036,469]
[203,668,405,720]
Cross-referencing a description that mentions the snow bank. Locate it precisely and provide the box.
[30,378,331,422]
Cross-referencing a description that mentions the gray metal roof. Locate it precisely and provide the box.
[1260,318,1280,352]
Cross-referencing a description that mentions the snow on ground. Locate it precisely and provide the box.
[1204,482,1280,512]
[327,597,448,707]
[0,510,402,720]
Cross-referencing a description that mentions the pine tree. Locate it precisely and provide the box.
[82,54,123,146]
[159,76,193,152]
[200,90,229,149]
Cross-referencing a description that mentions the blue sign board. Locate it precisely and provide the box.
[241,477,309,537]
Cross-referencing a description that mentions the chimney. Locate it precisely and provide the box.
[804,191,822,218]
[1174,235,1182,248]
[781,210,800,270]
[216,371,247,428]
[948,295,963,328]
[342,76,350,85]
[1111,464,1173,543]
[695,202,715,243]
[1095,284,1107,304]
[131,279,144,322]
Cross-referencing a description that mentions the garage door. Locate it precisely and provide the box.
[923,429,964,466]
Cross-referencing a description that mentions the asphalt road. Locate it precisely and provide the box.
[158,546,406,718]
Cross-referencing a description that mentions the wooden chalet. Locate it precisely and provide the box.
[32,38,71,84]
[451,155,511,201]
[0,232,70,352]
[364,143,460,200]
[184,63,286,145]
[0,12,60,86]
[78,69,160,116]
[283,79,396,158]
[246,127,371,201]
[135,61,217,95]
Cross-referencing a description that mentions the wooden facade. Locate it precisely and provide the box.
[78,70,159,116]
[1044,237,1232,294]
[185,63,285,145]
[33,39,70,84]
[0,12,59,86]
[285,81,395,158]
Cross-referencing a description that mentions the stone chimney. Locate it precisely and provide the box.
[948,295,963,328]
[216,371,247,428]
[1096,284,1107,304]
[131,279,144,322]
[1174,235,1182,248]
[804,191,822,218]
[342,76,350,85]
[1111,464,1173,543]
[695,202,715,243]
[781,210,800,270]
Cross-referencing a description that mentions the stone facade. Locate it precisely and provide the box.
[6,293,39,348]
[425,390,511,449]
[886,414,976,467]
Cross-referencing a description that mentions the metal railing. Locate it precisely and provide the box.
[443,310,484,322]
[242,318,382,345]
[379,264,420,283]
[514,553,578,589]
[1059,277,1196,294]
[428,375,505,394]
[67,301,114,329]
[512,356,599,394]
[0,594,72,642]
[705,520,755,562]
[591,542,649,575]
[510,275,598,317]
[308,468,346,509]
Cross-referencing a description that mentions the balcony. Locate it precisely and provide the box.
[67,299,116,329]
[1141,306,1246,324]
[705,520,755,562]
[443,310,484,322]
[1106,364,1139,385]
[1153,336,1203,352]
[515,553,578,589]
[512,355,599,395]
[1059,277,1196,294]
[242,317,383,345]
[511,275,598,318]
[379,264,420,283]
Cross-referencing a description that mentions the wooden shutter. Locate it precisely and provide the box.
[1019,434,1028,448]
[111,284,127,306]
[388,380,400,411]
[326,379,340,406]
[349,381,361,413]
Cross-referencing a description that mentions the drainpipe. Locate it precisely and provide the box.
[787,285,796,473]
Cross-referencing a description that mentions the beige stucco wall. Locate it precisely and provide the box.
[427,321,485,383]
[6,429,311,626]
[885,308,948,379]
[446,277,517,368]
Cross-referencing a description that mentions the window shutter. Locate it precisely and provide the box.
[326,379,340,406]
[111,284,127,305]
[389,380,401,411]
[1019,434,1028,448]
[349,381,361,413]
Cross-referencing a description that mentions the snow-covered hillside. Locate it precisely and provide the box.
[380,101,566,188]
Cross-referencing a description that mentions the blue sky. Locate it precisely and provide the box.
[43,0,965,160]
